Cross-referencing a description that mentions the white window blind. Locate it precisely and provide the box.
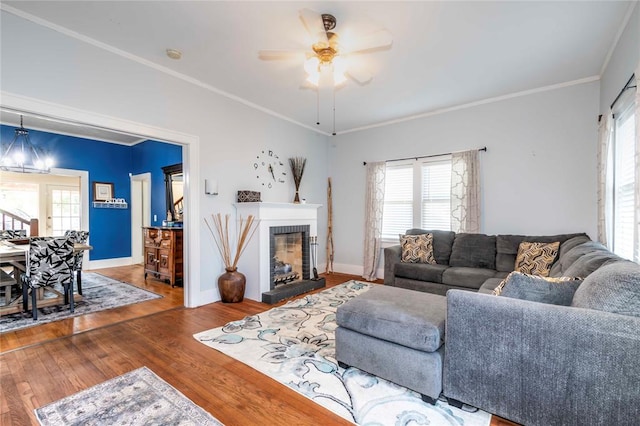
[421,161,451,230]
[382,164,413,239]
[612,102,636,260]
[382,157,452,241]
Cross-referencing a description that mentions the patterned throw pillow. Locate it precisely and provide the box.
[493,271,583,305]
[400,233,436,264]
[514,241,560,277]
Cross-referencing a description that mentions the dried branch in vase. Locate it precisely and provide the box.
[289,157,307,203]
[204,213,259,269]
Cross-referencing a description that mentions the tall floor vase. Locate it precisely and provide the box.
[218,267,246,303]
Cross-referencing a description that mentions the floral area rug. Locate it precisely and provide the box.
[0,272,162,333]
[35,366,223,425]
[194,281,491,426]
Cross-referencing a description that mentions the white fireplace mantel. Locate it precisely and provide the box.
[234,202,321,301]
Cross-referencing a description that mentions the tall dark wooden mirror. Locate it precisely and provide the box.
[162,163,183,222]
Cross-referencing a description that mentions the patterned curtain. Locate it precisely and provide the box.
[597,111,613,246]
[634,66,640,262]
[362,162,385,281]
[450,150,480,233]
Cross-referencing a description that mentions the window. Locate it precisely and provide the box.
[0,180,38,219]
[611,93,637,261]
[382,157,451,240]
[48,186,81,236]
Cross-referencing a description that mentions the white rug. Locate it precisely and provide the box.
[35,366,223,425]
[194,281,491,426]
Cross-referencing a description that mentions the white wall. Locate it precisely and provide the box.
[329,82,600,275]
[600,3,639,111]
[0,11,330,306]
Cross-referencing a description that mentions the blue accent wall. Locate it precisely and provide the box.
[131,140,182,226]
[1,125,181,260]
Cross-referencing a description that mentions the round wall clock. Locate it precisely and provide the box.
[254,150,287,189]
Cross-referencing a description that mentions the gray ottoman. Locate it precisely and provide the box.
[335,285,447,403]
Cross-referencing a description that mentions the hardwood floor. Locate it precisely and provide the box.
[0,265,183,353]
[0,266,519,426]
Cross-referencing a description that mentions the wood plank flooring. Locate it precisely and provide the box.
[0,266,519,426]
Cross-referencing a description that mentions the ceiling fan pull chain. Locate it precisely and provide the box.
[316,90,320,126]
[332,87,336,136]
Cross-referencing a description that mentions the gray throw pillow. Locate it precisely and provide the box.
[449,233,497,269]
[494,271,583,306]
[571,261,640,317]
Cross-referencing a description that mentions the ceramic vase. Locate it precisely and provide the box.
[218,267,246,303]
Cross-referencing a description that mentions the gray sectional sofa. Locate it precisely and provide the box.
[336,230,640,426]
[384,228,590,295]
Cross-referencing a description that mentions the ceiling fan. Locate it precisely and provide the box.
[259,9,393,87]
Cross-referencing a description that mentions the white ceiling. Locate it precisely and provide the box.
[1,1,635,136]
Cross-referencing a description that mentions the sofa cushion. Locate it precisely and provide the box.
[479,277,504,294]
[549,235,592,276]
[442,267,497,289]
[395,263,449,283]
[562,251,622,278]
[514,241,560,277]
[493,271,583,305]
[495,233,589,272]
[571,261,640,317]
[557,241,610,272]
[406,229,456,265]
[336,285,447,352]
[400,233,436,264]
[449,233,497,269]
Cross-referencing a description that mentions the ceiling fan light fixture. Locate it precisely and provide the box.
[304,56,320,74]
[306,72,320,86]
[332,56,347,85]
[333,72,347,86]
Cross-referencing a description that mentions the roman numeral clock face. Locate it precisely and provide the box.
[254,150,287,189]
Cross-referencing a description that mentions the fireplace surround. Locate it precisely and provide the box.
[234,202,325,303]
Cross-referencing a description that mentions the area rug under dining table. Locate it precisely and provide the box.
[194,281,491,426]
[0,272,162,333]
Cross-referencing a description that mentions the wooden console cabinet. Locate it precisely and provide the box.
[143,227,183,287]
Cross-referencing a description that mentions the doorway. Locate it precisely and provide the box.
[131,173,151,265]
[47,184,81,236]
[1,99,199,308]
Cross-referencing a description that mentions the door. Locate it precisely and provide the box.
[47,184,81,236]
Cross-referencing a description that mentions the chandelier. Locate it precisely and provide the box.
[0,115,53,173]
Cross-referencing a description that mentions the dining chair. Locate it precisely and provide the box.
[0,229,27,240]
[21,237,75,320]
[64,230,89,295]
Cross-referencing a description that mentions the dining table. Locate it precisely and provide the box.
[0,240,92,316]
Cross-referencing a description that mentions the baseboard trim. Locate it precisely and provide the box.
[87,257,134,270]
[331,263,384,280]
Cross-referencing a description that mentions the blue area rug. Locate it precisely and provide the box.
[35,366,223,425]
[0,272,162,333]
[194,281,491,426]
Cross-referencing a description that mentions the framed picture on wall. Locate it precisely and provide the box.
[93,182,114,201]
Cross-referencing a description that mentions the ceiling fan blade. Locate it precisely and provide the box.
[346,66,373,85]
[343,29,393,53]
[299,8,328,45]
[258,50,306,61]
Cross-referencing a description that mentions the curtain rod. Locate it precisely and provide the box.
[610,73,636,110]
[363,146,487,166]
